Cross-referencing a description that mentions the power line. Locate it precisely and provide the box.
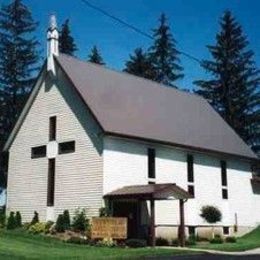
[79,0,202,65]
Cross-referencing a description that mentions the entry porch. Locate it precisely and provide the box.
[104,183,192,247]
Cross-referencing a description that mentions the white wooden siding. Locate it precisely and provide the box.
[7,65,103,222]
[103,136,260,233]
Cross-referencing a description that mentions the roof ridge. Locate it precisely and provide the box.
[58,53,203,100]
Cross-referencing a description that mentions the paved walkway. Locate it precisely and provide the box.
[161,246,260,255]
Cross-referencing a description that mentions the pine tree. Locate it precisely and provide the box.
[15,211,22,227]
[194,11,260,155]
[0,0,39,191]
[124,48,156,80]
[59,19,77,56]
[88,45,105,65]
[149,13,184,87]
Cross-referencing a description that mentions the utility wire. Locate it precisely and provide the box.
[80,0,202,65]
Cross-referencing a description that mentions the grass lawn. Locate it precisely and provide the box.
[0,230,195,260]
[192,226,260,252]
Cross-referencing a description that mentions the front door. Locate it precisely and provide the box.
[113,201,140,238]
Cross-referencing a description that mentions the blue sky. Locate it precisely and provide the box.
[3,0,260,89]
[10,0,260,90]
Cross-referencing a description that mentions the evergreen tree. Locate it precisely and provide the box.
[124,48,156,80]
[149,13,184,87]
[0,0,39,191]
[88,45,105,65]
[15,211,22,227]
[6,211,16,229]
[31,211,39,225]
[63,209,70,230]
[59,19,77,56]
[194,11,260,155]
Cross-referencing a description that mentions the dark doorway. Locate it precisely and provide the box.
[113,201,140,238]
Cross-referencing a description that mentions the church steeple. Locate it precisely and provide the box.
[47,14,59,75]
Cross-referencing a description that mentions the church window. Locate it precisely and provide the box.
[47,159,55,206]
[31,145,46,159]
[148,148,155,180]
[49,116,56,141]
[187,154,194,182]
[59,141,75,154]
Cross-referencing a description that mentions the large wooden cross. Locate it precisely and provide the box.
[31,116,75,206]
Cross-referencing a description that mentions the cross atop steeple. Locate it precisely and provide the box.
[47,14,59,75]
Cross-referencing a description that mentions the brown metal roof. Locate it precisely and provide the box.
[104,183,193,200]
[55,54,257,160]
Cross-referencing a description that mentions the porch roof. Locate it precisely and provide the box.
[104,183,192,200]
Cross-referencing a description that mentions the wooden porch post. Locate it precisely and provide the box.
[179,199,185,247]
[150,199,155,247]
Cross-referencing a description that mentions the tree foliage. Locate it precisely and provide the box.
[194,11,260,155]
[6,211,16,229]
[149,13,184,87]
[88,45,105,65]
[124,48,156,80]
[200,205,222,224]
[31,211,39,225]
[59,19,77,56]
[0,0,39,191]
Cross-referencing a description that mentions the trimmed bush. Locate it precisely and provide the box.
[96,237,117,247]
[225,236,237,243]
[210,235,224,244]
[15,211,22,228]
[125,239,147,248]
[63,210,70,230]
[6,212,16,230]
[28,222,46,234]
[186,234,196,246]
[171,238,179,246]
[31,211,39,225]
[156,237,169,246]
[99,207,111,217]
[55,214,65,233]
[72,209,89,232]
[0,209,5,228]
[67,236,88,245]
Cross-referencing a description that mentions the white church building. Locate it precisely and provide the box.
[4,16,260,242]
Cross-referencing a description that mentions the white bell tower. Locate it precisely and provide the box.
[47,14,59,75]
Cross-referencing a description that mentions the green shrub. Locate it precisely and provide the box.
[125,239,147,248]
[156,237,169,246]
[225,236,237,243]
[99,207,111,217]
[28,222,46,234]
[196,236,209,242]
[22,222,31,230]
[72,209,89,232]
[96,237,117,247]
[6,212,16,230]
[67,236,88,245]
[55,214,65,233]
[63,210,70,230]
[15,211,22,228]
[186,234,196,245]
[45,221,54,233]
[210,236,224,244]
[200,206,222,224]
[0,209,5,228]
[171,238,179,246]
[31,211,39,225]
